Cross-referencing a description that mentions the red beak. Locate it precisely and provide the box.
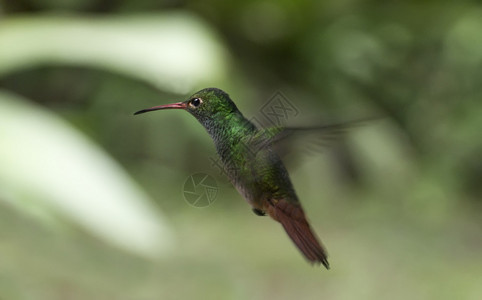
[134,102,187,115]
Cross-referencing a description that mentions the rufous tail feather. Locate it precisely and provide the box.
[267,199,329,269]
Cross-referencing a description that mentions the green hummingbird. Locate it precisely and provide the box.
[135,87,359,268]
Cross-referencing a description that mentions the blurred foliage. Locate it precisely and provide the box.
[0,0,481,299]
[0,91,172,258]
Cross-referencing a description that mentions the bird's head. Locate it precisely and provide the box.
[134,88,240,128]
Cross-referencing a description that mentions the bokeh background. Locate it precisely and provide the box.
[0,1,481,299]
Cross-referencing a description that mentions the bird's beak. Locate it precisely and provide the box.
[134,102,187,115]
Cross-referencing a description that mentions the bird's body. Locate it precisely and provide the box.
[207,109,295,210]
[135,88,329,268]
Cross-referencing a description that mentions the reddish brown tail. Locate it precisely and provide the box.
[266,199,329,269]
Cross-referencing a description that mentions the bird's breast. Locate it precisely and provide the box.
[218,145,297,208]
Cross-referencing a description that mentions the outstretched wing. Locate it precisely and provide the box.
[245,117,378,159]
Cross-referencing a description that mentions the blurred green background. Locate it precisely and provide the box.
[0,1,481,299]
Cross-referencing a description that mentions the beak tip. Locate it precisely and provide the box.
[133,101,186,116]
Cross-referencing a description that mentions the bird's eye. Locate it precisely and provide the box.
[190,98,202,108]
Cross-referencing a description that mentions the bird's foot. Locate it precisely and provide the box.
[252,208,266,216]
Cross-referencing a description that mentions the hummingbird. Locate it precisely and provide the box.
[135,88,358,268]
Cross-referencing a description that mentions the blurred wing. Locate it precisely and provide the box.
[247,117,377,159]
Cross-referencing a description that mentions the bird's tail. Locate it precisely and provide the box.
[267,199,329,269]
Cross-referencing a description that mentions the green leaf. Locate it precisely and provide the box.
[0,13,228,93]
[0,90,172,258]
